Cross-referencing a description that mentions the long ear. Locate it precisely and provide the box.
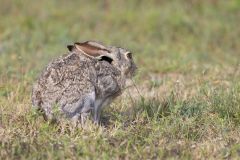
[67,45,76,52]
[98,55,113,64]
[74,41,111,58]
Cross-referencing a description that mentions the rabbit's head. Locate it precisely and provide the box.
[68,41,137,78]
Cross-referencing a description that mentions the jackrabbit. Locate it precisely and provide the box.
[32,41,137,124]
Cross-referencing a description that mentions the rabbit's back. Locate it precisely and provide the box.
[32,53,96,117]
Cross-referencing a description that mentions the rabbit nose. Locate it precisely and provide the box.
[133,64,138,72]
[135,64,138,70]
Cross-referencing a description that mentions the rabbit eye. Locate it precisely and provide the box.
[126,52,132,59]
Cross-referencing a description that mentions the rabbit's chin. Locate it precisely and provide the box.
[125,78,134,88]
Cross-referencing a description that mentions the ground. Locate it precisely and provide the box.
[1,0,240,159]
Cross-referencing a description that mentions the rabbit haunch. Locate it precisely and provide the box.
[32,41,137,124]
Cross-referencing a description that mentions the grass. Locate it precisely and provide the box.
[1,0,240,159]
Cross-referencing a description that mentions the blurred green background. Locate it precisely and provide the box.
[1,0,240,79]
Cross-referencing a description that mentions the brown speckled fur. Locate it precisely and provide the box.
[32,41,137,124]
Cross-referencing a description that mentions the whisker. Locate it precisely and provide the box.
[131,78,144,100]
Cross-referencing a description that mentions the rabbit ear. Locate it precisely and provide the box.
[74,41,111,58]
[98,55,113,64]
[67,45,76,52]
